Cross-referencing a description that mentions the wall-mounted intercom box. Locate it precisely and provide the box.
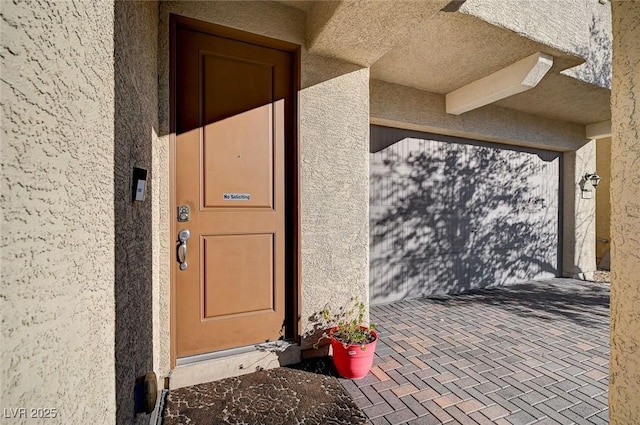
[132,167,148,202]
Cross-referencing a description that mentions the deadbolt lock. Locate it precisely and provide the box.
[177,205,190,222]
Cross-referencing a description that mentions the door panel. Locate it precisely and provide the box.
[203,105,273,209]
[174,25,292,357]
[202,54,273,123]
[203,234,274,319]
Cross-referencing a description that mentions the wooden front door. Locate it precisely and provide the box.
[172,18,296,358]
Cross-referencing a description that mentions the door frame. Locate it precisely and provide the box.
[169,14,301,368]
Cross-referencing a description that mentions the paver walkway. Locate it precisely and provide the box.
[339,278,610,425]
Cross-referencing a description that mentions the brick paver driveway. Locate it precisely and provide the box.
[340,279,610,425]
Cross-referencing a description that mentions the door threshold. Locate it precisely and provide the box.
[170,340,301,389]
[176,340,297,366]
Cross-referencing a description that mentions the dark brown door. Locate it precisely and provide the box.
[174,23,294,357]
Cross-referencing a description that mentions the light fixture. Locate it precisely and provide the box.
[584,173,602,188]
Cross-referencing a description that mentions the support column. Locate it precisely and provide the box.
[609,2,640,424]
[299,63,370,350]
[562,140,597,280]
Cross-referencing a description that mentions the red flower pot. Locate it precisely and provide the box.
[329,327,378,379]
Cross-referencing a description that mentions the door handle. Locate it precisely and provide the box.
[177,229,190,271]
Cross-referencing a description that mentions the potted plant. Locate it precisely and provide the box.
[313,299,378,379]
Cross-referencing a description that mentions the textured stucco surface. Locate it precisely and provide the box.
[1,1,116,423]
[595,137,611,263]
[306,0,448,67]
[298,68,370,348]
[114,2,158,424]
[460,0,591,61]
[562,0,612,89]
[562,141,597,280]
[460,0,612,89]
[367,4,610,125]
[158,1,370,369]
[448,0,611,124]
[493,71,611,125]
[370,79,586,152]
[370,12,583,95]
[609,2,640,424]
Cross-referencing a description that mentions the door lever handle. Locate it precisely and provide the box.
[177,229,190,271]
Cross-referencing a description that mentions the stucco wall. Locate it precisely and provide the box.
[562,141,597,279]
[298,68,370,348]
[561,0,612,89]
[370,79,586,152]
[461,0,612,89]
[595,137,611,264]
[158,1,370,368]
[609,2,640,424]
[114,2,158,424]
[460,0,590,65]
[1,1,116,423]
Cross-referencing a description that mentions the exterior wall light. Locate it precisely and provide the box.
[584,173,602,188]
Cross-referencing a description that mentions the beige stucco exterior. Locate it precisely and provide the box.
[0,1,117,423]
[595,137,611,264]
[4,1,640,424]
[370,79,587,151]
[562,141,597,280]
[306,0,448,67]
[609,2,640,424]
[298,68,370,347]
[114,2,159,424]
[459,0,593,62]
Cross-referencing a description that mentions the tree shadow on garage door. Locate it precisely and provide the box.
[369,125,562,304]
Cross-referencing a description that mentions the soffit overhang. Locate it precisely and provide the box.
[304,0,451,67]
[276,0,611,126]
[369,11,610,125]
[493,72,611,125]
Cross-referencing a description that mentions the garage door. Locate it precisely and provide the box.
[370,125,561,304]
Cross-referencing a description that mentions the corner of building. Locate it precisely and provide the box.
[609,2,640,424]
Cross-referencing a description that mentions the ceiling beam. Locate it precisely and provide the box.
[586,120,612,139]
[446,52,554,115]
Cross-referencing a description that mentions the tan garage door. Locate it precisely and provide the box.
[370,125,561,304]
